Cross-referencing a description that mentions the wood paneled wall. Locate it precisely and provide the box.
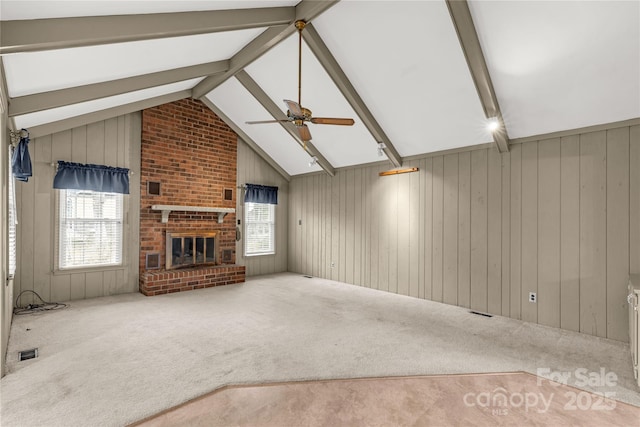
[14,113,141,302]
[236,139,288,276]
[288,124,640,342]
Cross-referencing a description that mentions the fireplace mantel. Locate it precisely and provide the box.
[151,205,235,223]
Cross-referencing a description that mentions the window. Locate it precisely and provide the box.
[59,189,123,269]
[8,147,16,277]
[244,202,275,256]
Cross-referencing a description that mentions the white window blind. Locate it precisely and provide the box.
[8,147,17,277]
[244,202,275,256]
[59,189,123,269]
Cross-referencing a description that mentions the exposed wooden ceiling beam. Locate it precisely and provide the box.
[26,90,191,138]
[235,70,335,177]
[293,0,338,22]
[200,96,291,182]
[0,7,294,54]
[303,23,403,168]
[192,0,338,99]
[0,58,17,130]
[446,0,510,153]
[192,25,289,99]
[9,60,229,117]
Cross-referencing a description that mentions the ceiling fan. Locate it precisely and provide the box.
[246,20,355,146]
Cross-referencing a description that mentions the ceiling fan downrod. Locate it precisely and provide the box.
[295,20,306,107]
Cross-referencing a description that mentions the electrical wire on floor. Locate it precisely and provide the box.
[13,290,67,315]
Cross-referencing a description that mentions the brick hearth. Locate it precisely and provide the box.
[140,266,245,296]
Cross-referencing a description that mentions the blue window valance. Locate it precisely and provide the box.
[53,161,130,194]
[244,184,278,205]
[11,130,32,182]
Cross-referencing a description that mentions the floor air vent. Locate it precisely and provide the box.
[302,275,313,279]
[469,311,493,318]
[19,348,38,361]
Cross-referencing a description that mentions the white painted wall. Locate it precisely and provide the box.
[288,122,640,342]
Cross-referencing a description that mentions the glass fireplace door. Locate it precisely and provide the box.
[166,231,217,269]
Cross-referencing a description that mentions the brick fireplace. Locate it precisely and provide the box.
[139,98,245,296]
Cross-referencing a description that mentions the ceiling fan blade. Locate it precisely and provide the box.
[245,119,289,124]
[297,124,312,141]
[284,99,303,117]
[310,117,355,126]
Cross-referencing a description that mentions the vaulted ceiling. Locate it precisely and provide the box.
[1,1,638,178]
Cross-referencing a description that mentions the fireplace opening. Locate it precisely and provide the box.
[166,231,218,269]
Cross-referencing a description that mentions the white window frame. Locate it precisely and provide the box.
[244,201,276,257]
[56,189,124,271]
[8,147,17,278]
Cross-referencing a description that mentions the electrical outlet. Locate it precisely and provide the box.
[331,261,335,268]
[529,292,537,303]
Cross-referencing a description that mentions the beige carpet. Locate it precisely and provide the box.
[132,372,640,427]
[1,273,639,426]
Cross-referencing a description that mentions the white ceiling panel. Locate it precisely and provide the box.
[245,33,385,168]
[0,1,298,21]
[206,77,322,176]
[311,0,493,156]
[470,1,640,139]
[13,78,201,129]
[3,28,265,97]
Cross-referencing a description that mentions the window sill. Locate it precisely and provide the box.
[244,252,275,258]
